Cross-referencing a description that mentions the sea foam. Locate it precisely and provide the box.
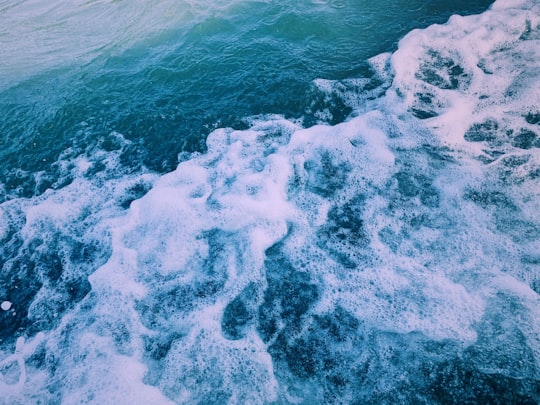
[0,0,539,403]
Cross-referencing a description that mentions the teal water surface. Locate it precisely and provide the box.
[1,0,493,199]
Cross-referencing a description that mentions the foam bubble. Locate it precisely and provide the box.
[1,301,12,311]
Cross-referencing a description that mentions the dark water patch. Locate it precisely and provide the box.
[393,169,441,208]
[304,85,355,126]
[411,107,439,120]
[497,154,533,184]
[119,181,153,209]
[521,255,540,291]
[316,195,368,268]
[524,111,540,125]
[464,189,517,211]
[464,119,499,142]
[221,283,258,341]
[143,332,183,365]
[411,91,440,119]
[222,296,251,341]
[286,307,362,379]
[395,171,422,197]
[269,306,363,387]
[511,128,538,149]
[136,283,196,338]
[495,217,540,242]
[257,240,320,343]
[416,50,470,90]
[0,255,42,345]
[304,151,350,197]
[422,144,456,168]
[421,357,539,404]
[499,154,531,168]
[420,186,441,208]
[142,330,184,387]
[477,60,493,75]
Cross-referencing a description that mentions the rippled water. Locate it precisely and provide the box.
[1,0,495,193]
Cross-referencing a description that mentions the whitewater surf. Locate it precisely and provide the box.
[0,0,538,403]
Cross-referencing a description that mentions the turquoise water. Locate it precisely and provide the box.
[1,0,540,403]
[1,0,494,197]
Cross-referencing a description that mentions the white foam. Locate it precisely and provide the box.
[0,132,162,399]
[1,0,539,402]
[55,332,173,405]
[388,0,540,153]
[159,309,278,403]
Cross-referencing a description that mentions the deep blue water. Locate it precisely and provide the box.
[1,0,539,403]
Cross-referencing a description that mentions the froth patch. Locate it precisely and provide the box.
[389,0,540,157]
[55,333,173,405]
[2,0,539,402]
[159,325,278,403]
[0,133,165,399]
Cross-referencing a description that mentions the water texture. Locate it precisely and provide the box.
[0,0,539,404]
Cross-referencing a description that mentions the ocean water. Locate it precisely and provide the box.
[1,0,539,403]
